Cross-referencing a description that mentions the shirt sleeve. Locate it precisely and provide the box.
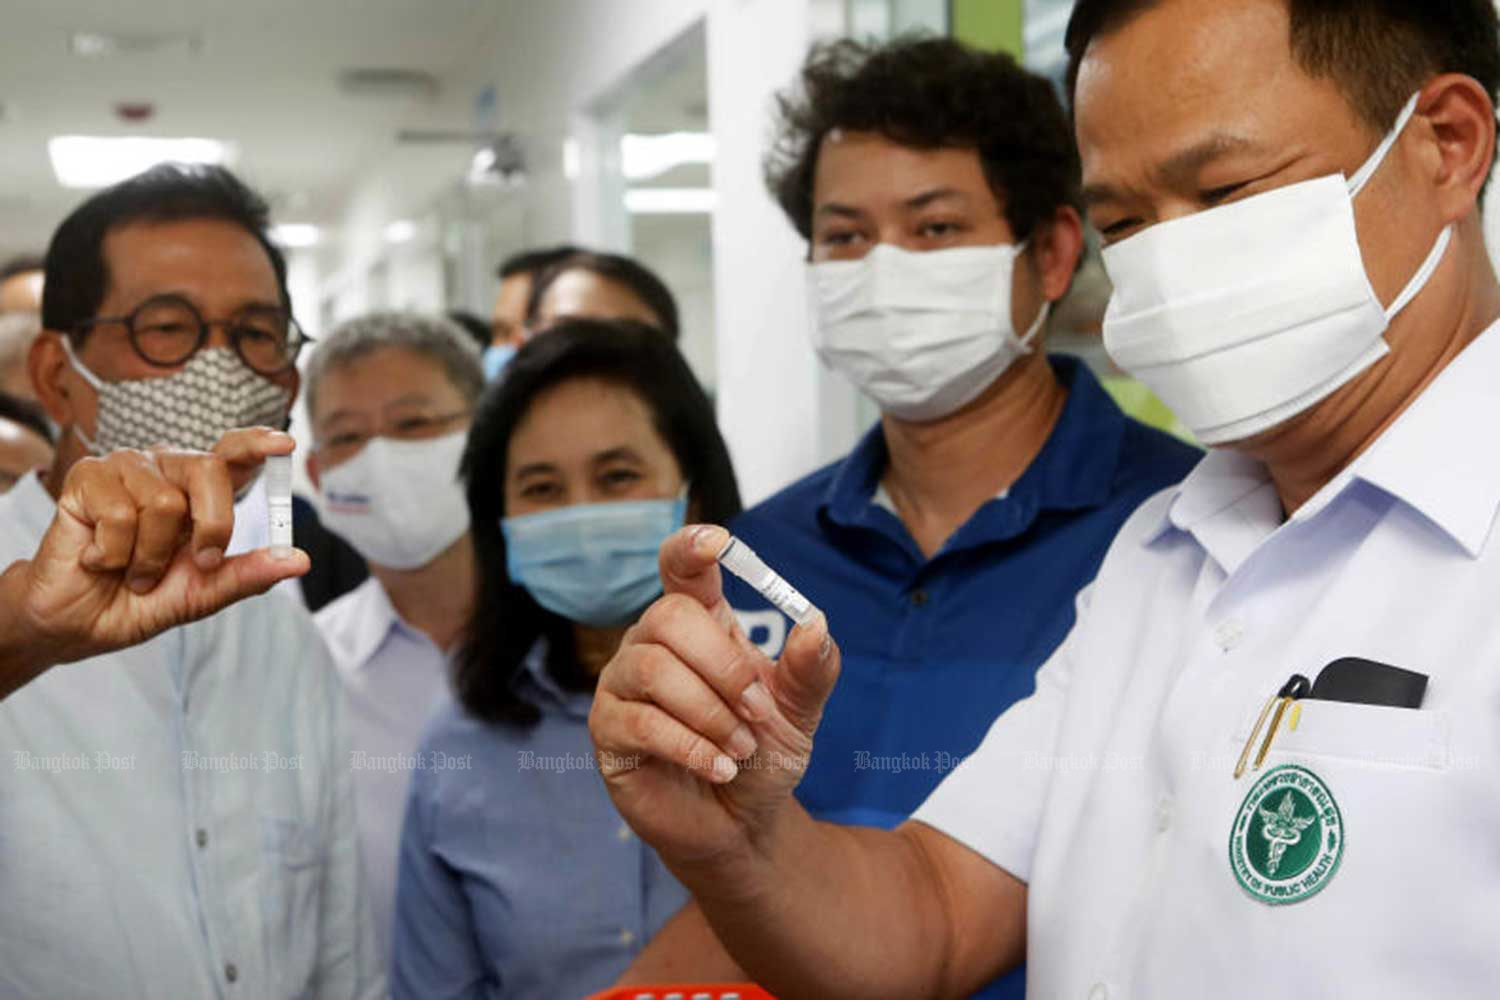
[304,617,387,999]
[390,759,489,1000]
[908,584,1087,884]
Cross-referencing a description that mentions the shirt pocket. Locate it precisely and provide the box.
[260,816,322,996]
[1268,699,1451,771]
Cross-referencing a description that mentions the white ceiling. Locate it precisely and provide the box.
[0,0,505,261]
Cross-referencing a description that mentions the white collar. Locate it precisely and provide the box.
[1147,320,1500,564]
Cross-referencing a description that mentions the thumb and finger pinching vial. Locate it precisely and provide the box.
[715,534,821,628]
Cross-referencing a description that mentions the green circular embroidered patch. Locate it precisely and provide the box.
[1229,764,1343,905]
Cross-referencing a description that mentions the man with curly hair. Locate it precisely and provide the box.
[614,35,1199,997]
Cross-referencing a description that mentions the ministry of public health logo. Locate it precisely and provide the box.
[1229,764,1343,905]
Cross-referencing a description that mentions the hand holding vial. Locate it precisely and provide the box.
[588,523,840,877]
[0,428,309,697]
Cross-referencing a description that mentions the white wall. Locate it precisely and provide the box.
[707,0,850,504]
[328,0,711,289]
[324,0,861,505]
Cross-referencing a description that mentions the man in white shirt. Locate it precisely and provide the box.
[304,311,482,958]
[585,0,1500,996]
[1,162,382,997]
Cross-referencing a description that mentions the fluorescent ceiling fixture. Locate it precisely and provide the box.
[620,132,714,181]
[270,224,321,248]
[70,30,202,59]
[48,135,235,189]
[384,220,418,244]
[624,187,717,215]
[562,138,581,181]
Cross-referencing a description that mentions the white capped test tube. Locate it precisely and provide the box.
[265,453,294,557]
[716,535,820,627]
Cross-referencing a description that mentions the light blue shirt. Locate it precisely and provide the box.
[0,471,384,999]
[316,576,452,963]
[392,645,688,1000]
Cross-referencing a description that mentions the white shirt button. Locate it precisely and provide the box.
[1089,984,1109,1000]
[1156,797,1173,833]
[224,963,239,984]
[616,823,632,842]
[619,927,637,946]
[1213,619,1245,652]
[195,828,208,849]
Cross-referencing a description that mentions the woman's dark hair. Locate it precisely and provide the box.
[42,163,291,339]
[453,318,741,725]
[765,35,1082,243]
[524,251,680,341]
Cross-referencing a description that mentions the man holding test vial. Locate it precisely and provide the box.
[0,163,381,997]
[615,36,1197,996]
[593,1,1500,996]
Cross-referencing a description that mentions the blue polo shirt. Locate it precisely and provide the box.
[722,356,1199,998]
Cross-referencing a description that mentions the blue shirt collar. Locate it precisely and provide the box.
[819,356,1129,558]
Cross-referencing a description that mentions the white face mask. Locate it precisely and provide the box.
[1101,92,1452,446]
[808,242,1049,423]
[318,430,471,570]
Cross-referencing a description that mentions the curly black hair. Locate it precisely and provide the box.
[765,36,1082,243]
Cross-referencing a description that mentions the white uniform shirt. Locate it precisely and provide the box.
[915,323,1500,999]
[315,576,452,963]
[0,471,383,999]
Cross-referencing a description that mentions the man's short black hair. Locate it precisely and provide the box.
[764,36,1082,242]
[0,255,44,283]
[445,309,493,350]
[1065,0,1500,137]
[41,163,290,340]
[0,391,53,445]
[497,244,584,282]
[525,251,680,341]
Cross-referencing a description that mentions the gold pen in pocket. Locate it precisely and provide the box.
[1234,673,1311,779]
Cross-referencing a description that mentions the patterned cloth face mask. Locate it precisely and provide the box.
[62,339,291,455]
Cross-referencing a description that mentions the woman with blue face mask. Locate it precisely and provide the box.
[390,318,742,1000]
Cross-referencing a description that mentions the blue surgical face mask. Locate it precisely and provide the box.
[482,343,517,381]
[502,494,688,627]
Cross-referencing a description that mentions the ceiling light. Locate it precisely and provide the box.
[624,188,717,215]
[69,31,203,59]
[47,135,235,189]
[384,220,418,244]
[620,132,715,181]
[269,224,321,249]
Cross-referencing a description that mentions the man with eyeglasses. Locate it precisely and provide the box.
[0,163,383,997]
[302,311,483,962]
